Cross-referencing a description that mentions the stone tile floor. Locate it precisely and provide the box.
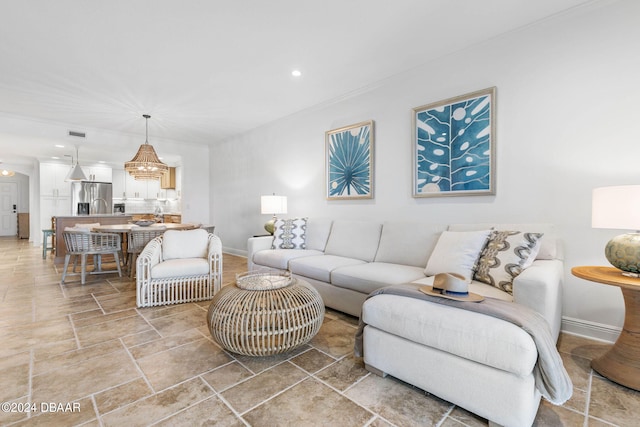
[1,236,638,426]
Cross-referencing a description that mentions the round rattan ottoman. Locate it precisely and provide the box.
[207,271,325,356]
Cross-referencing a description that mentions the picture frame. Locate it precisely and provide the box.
[326,120,374,200]
[412,87,496,198]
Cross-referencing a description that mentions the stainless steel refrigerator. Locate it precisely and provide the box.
[71,181,113,215]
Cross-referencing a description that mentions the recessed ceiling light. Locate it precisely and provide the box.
[55,144,65,148]
[291,69,302,77]
[51,156,60,160]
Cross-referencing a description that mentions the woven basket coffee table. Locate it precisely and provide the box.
[207,270,325,356]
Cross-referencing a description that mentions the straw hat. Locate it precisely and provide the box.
[420,272,484,302]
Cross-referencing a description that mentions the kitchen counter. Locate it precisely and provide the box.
[162,213,182,224]
[57,214,132,218]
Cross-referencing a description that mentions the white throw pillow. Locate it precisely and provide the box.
[162,228,209,260]
[424,230,491,282]
[271,218,307,249]
[474,230,544,294]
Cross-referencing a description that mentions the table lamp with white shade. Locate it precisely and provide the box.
[592,185,640,276]
[261,194,287,234]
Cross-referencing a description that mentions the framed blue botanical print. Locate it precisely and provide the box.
[412,87,496,198]
[326,120,374,200]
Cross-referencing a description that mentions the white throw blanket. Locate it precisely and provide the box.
[354,283,573,405]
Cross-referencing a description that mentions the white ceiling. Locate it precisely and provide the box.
[0,0,592,167]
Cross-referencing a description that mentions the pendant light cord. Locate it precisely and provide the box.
[143,114,151,145]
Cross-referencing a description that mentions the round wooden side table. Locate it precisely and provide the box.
[571,266,640,391]
[207,273,325,357]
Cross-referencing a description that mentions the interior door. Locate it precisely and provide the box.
[0,182,18,236]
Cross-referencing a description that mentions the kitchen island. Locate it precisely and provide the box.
[53,215,133,265]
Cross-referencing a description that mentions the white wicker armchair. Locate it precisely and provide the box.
[136,228,222,308]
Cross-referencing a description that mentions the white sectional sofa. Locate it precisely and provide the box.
[247,218,562,336]
[247,218,565,426]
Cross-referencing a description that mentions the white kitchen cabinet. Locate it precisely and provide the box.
[124,172,161,199]
[112,169,126,199]
[40,163,72,197]
[125,174,145,198]
[84,166,112,182]
[146,179,161,199]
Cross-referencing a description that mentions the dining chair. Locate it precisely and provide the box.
[61,230,123,285]
[127,226,167,278]
[200,224,215,234]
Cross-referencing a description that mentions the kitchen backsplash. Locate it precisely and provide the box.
[121,199,181,214]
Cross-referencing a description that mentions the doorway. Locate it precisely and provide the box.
[0,182,18,236]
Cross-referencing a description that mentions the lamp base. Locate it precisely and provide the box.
[264,218,277,235]
[605,233,640,274]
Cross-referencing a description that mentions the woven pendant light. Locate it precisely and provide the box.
[124,114,169,180]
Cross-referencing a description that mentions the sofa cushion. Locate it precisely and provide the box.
[162,229,209,261]
[253,249,324,270]
[151,258,209,279]
[424,230,491,282]
[474,230,544,295]
[289,255,366,283]
[374,222,447,267]
[271,218,307,249]
[362,293,536,376]
[448,223,558,260]
[323,220,382,262]
[305,218,333,251]
[331,262,426,294]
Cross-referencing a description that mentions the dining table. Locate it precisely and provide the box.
[92,222,201,266]
[92,222,200,233]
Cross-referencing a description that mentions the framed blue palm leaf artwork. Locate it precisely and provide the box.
[326,120,374,200]
[412,87,496,198]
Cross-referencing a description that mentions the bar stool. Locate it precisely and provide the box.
[42,229,55,259]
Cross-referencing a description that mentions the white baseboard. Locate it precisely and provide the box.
[561,316,620,343]
[223,248,248,258]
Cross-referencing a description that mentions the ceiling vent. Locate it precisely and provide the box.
[68,130,86,138]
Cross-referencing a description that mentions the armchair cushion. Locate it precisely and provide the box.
[162,228,209,260]
[151,258,210,279]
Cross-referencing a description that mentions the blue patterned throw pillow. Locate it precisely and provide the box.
[271,218,308,249]
[474,230,543,294]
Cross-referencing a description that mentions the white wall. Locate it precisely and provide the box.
[211,0,640,340]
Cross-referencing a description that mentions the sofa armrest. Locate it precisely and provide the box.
[513,259,563,342]
[207,233,223,293]
[247,236,274,270]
